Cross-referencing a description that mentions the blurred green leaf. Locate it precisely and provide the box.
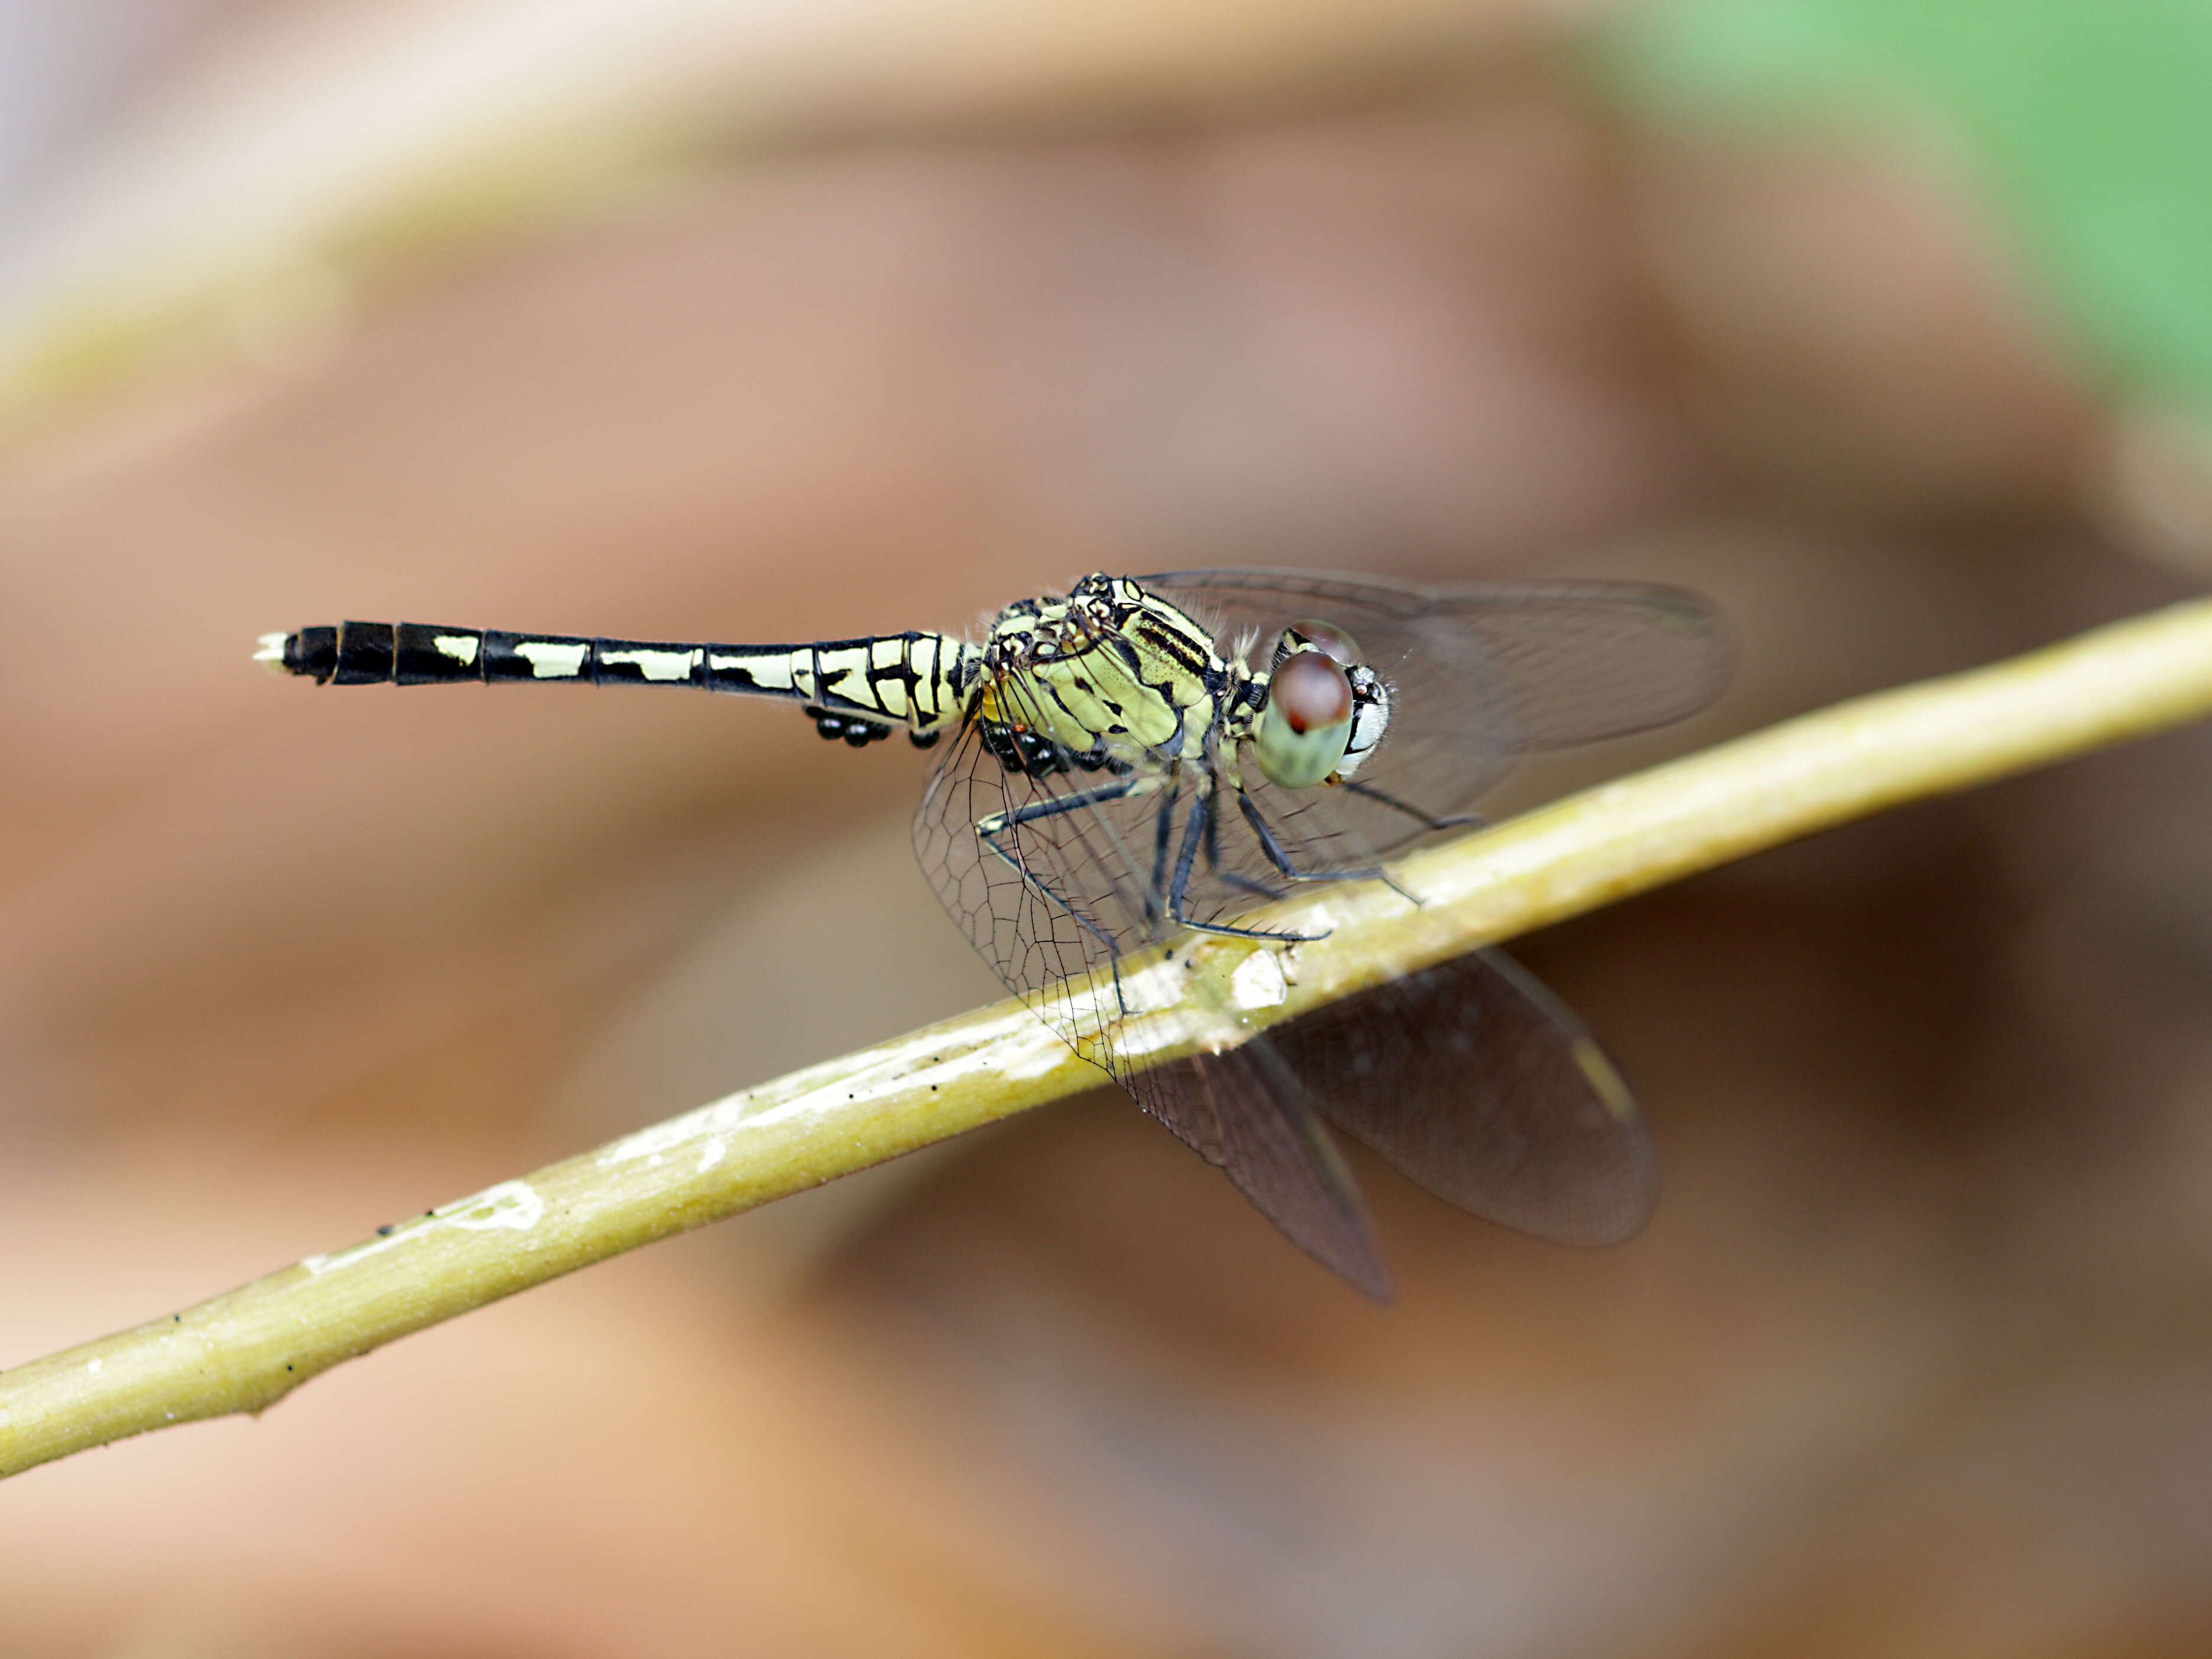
[1602,0,2212,413]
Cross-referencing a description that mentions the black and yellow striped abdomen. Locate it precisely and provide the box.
[262,620,975,734]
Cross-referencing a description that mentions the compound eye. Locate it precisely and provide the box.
[1289,618,1361,666]
[1272,650,1353,732]
[1256,650,1355,789]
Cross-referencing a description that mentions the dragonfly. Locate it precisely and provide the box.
[260,569,1729,1295]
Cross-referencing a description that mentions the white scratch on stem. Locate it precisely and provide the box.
[301,1180,546,1276]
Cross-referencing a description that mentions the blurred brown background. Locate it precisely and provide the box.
[4,2,2211,1655]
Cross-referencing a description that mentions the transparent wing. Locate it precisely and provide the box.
[1115,945,1656,1289]
[1273,947,1656,1246]
[1136,944,1656,1292]
[911,711,1143,1080]
[1141,1046,1390,1297]
[1142,567,1733,859]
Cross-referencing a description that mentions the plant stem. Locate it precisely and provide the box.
[7,594,2212,1481]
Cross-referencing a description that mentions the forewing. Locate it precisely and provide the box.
[1143,568,1732,848]
[1273,947,1657,1246]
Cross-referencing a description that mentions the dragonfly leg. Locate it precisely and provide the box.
[1194,770,1292,903]
[1338,779,1484,833]
[1238,790,1420,906]
[978,778,1149,1016]
[1144,772,1183,934]
[1165,790,1326,943]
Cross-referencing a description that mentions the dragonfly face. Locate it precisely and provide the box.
[1247,629,1392,789]
[262,567,1731,1297]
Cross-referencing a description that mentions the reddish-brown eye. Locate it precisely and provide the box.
[1271,650,1354,734]
[1290,619,1361,666]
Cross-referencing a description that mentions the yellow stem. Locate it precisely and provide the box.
[6,595,2212,1480]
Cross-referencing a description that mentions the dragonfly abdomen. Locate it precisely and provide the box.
[258,621,974,733]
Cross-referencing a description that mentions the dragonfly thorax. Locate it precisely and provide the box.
[973,574,1236,775]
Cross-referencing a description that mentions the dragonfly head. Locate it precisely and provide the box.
[1254,623,1391,788]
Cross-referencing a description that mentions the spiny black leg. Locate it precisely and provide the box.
[1146,772,1183,932]
[1239,790,1420,906]
[1166,789,1208,925]
[1339,779,1483,832]
[1150,778,1185,938]
[1166,790,1322,944]
[978,779,1142,860]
